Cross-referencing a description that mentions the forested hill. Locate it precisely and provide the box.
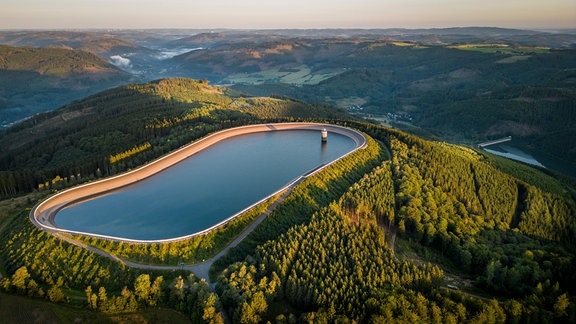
[0,44,126,75]
[0,78,575,321]
[213,124,576,322]
[214,41,576,174]
[0,78,347,198]
[0,44,132,127]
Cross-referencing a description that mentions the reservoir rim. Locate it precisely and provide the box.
[30,122,367,243]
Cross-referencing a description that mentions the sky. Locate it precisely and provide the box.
[1,0,575,30]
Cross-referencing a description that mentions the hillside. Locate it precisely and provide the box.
[0,30,144,54]
[171,38,388,83]
[1,28,576,323]
[213,123,576,322]
[1,116,574,322]
[170,33,576,85]
[0,44,131,127]
[0,78,348,198]
[221,41,576,175]
[0,44,125,75]
[1,30,575,173]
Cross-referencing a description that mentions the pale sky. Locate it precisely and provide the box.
[1,0,575,30]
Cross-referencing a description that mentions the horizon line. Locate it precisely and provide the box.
[1,26,575,32]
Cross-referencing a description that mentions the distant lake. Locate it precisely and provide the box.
[484,143,575,177]
[54,129,357,240]
[484,144,545,168]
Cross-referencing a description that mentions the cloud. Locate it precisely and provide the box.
[109,55,133,70]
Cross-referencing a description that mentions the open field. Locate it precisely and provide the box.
[494,55,532,63]
[222,65,342,85]
[448,43,550,54]
[390,41,428,48]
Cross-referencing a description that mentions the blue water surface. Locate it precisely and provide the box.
[55,130,356,240]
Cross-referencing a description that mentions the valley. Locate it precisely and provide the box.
[0,28,575,323]
[1,29,575,176]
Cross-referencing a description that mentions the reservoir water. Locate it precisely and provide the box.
[54,129,357,240]
[484,144,545,168]
[484,143,576,177]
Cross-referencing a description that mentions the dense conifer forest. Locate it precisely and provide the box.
[0,78,574,322]
[214,123,575,322]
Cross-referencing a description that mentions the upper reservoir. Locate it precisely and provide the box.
[49,126,359,241]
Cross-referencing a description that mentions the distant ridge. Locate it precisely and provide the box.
[0,44,125,75]
[0,44,131,127]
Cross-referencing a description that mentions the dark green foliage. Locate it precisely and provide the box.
[211,133,384,278]
[339,162,395,226]
[1,78,575,322]
[216,262,280,323]
[176,276,224,323]
[0,211,224,320]
[0,44,130,125]
[216,159,463,322]
[261,206,443,318]
[379,126,575,296]
[0,211,133,294]
[233,45,576,174]
[81,272,224,321]
[0,44,121,75]
[0,78,348,198]
[215,123,576,322]
[479,149,574,199]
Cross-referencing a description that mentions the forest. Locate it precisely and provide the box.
[0,78,347,198]
[0,44,131,127]
[0,78,575,323]
[213,123,575,322]
[229,45,576,174]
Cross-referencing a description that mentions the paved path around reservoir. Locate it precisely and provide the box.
[31,123,365,243]
[186,179,302,283]
[30,122,366,292]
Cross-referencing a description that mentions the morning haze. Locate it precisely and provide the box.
[1,0,575,29]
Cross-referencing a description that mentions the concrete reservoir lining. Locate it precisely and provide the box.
[30,123,367,243]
